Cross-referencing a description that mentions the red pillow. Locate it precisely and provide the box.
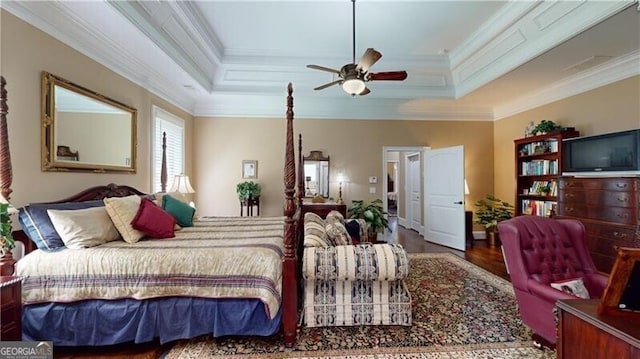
[131,197,176,239]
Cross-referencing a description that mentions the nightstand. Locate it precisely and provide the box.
[1,276,22,340]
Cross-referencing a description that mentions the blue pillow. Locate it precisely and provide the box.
[18,200,105,251]
[162,195,195,227]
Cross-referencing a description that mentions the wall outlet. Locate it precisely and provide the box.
[369,186,376,194]
[369,176,378,184]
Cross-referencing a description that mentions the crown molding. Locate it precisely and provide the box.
[451,0,635,98]
[494,50,640,120]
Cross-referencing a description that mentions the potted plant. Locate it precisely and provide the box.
[0,202,16,275]
[347,199,391,242]
[474,194,514,247]
[531,120,561,136]
[236,181,261,201]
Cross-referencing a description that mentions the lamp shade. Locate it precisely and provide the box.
[169,174,195,194]
[342,78,365,95]
[464,179,470,196]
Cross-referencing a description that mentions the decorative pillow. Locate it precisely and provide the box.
[104,195,145,244]
[325,220,351,246]
[345,219,361,245]
[304,221,332,247]
[325,210,345,225]
[47,207,121,249]
[18,200,105,251]
[153,192,183,207]
[551,277,590,299]
[304,212,324,226]
[131,198,176,239]
[162,195,196,227]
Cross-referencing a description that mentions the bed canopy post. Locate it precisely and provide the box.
[0,75,17,276]
[0,76,12,202]
[282,83,298,347]
[160,131,167,192]
[297,134,304,208]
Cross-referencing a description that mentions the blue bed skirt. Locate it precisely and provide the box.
[22,297,281,346]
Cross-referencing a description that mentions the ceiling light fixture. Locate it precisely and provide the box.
[342,76,366,95]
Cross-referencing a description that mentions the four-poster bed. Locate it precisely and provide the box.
[0,78,303,347]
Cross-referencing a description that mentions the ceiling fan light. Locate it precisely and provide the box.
[342,78,366,95]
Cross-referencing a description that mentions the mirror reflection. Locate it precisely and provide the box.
[303,150,330,197]
[42,71,137,173]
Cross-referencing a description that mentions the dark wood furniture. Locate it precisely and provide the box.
[240,197,260,216]
[465,210,474,248]
[0,276,22,341]
[557,176,640,273]
[301,202,347,219]
[514,130,579,216]
[557,299,640,359]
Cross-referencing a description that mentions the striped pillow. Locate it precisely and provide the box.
[325,220,351,246]
[326,210,345,224]
[304,221,331,247]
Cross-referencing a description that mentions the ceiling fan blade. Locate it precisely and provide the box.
[357,48,382,72]
[313,79,342,91]
[367,71,408,81]
[359,87,371,96]
[307,64,341,74]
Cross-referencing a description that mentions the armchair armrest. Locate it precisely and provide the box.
[302,243,409,281]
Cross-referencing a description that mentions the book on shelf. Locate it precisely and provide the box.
[521,159,558,176]
[521,199,556,217]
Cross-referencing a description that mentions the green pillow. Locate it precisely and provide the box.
[162,195,195,227]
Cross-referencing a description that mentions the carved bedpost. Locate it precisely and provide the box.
[160,131,167,192]
[0,75,16,276]
[297,134,304,208]
[282,83,298,347]
[0,76,12,202]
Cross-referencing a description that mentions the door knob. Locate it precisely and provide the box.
[454,201,463,204]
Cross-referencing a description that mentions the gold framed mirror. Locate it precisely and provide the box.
[41,71,137,173]
[303,150,330,198]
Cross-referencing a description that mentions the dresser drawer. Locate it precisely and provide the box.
[559,177,639,191]
[596,206,638,225]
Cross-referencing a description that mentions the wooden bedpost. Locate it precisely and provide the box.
[160,131,167,192]
[0,76,12,202]
[297,134,304,208]
[0,75,16,276]
[282,83,298,347]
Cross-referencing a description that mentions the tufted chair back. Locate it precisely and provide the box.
[498,215,609,347]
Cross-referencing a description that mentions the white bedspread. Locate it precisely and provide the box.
[16,216,285,319]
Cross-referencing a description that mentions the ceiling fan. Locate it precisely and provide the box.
[307,0,408,96]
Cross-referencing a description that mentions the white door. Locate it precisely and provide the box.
[407,153,422,233]
[424,145,465,250]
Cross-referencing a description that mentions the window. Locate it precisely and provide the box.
[152,106,185,193]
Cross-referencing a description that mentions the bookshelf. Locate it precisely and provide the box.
[514,130,579,216]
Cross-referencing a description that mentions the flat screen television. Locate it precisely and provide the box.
[562,129,640,176]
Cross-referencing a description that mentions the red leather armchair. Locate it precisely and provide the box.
[497,216,608,348]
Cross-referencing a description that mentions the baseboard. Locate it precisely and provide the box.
[474,230,486,240]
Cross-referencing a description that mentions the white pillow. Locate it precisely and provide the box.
[550,277,590,299]
[104,195,145,243]
[47,207,121,249]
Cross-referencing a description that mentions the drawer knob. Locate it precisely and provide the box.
[616,213,629,219]
[613,231,627,238]
[566,207,575,213]
[616,183,628,189]
[617,197,628,202]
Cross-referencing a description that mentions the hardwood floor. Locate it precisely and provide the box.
[54,216,510,358]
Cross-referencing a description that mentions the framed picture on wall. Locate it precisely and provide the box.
[242,160,258,179]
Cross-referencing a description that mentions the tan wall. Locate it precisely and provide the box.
[0,10,193,207]
[494,76,640,207]
[193,117,494,217]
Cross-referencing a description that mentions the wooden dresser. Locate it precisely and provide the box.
[1,276,22,340]
[557,176,640,273]
[557,299,640,359]
[301,202,347,219]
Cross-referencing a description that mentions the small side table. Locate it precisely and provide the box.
[240,197,260,216]
[465,211,474,248]
[1,276,23,341]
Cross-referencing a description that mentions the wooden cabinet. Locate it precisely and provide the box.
[557,176,640,273]
[514,130,579,216]
[557,299,640,359]
[301,202,347,219]
[1,276,22,340]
